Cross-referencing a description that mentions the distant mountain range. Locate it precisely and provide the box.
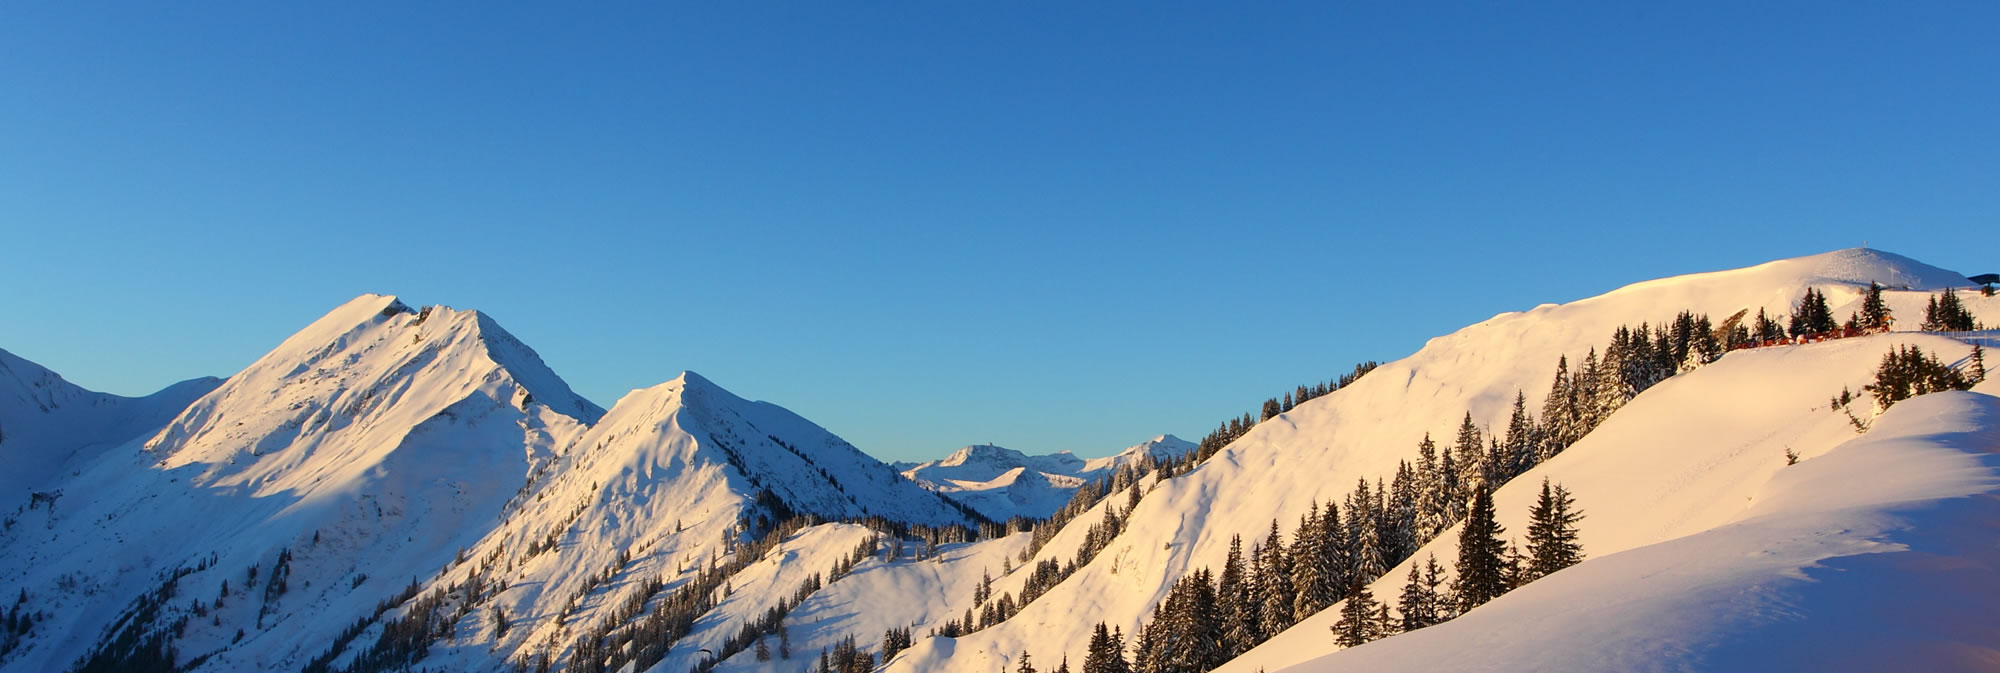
[894,436,1195,521]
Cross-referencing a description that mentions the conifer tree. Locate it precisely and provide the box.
[1017,650,1037,673]
[1502,390,1538,480]
[1258,521,1294,638]
[1375,602,1395,642]
[1189,569,1226,672]
[1084,625,1110,673]
[1973,344,1987,384]
[1452,413,1484,492]
[1414,434,1445,540]
[1321,499,1352,602]
[1397,553,1448,631]
[1624,323,1657,392]
[1924,288,1977,331]
[1330,579,1381,648]
[1217,535,1248,656]
[1237,540,1266,651]
[1132,624,1156,673]
[1440,439,1467,532]
[1111,627,1130,673]
[1481,436,1505,496]
[1291,504,1334,623]
[1577,348,1608,430]
[1453,486,1508,612]
[1502,539,1526,591]
[1539,356,1577,460]
[1395,561,1430,633]
[1790,288,1836,336]
[1385,462,1419,564]
[1084,623,1123,673]
[1525,479,1585,582]
[1753,308,1781,342]
[1861,282,1891,330]
[1867,345,1974,410]
[1350,481,1387,584]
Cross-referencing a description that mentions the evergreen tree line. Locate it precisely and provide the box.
[1920,288,1981,332]
[1051,307,1717,673]
[336,542,529,673]
[696,534,885,673]
[1341,480,1583,647]
[1787,288,1839,338]
[1017,463,1150,565]
[1741,282,1899,348]
[810,635,876,673]
[349,484,963,673]
[1193,362,1383,466]
[1865,345,1978,413]
[878,625,915,663]
[559,514,844,673]
[70,563,205,673]
[1047,479,1581,672]
[938,479,1154,639]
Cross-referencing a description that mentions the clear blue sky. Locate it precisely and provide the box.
[3,3,1995,462]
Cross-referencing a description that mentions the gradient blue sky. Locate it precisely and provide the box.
[3,3,1995,462]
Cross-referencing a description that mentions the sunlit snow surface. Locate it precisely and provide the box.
[5,249,1999,673]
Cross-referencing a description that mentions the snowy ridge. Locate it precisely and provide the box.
[0,346,220,498]
[1253,354,2000,673]
[0,294,971,673]
[1,294,607,673]
[875,248,2000,673]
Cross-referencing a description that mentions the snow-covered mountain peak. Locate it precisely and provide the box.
[1117,433,1194,460]
[577,366,975,527]
[939,443,1036,468]
[140,295,602,478]
[900,435,1190,521]
[1603,247,1969,302]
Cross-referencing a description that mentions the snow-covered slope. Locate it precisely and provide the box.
[1,294,607,673]
[880,248,1998,673]
[0,294,973,673]
[0,347,220,497]
[901,436,1192,520]
[5,248,1995,673]
[1249,347,2000,673]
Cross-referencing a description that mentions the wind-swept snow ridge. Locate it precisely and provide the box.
[878,248,1998,673]
[0,346,220,497]
[0,294,608,673]
[1259,366,2000,673]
